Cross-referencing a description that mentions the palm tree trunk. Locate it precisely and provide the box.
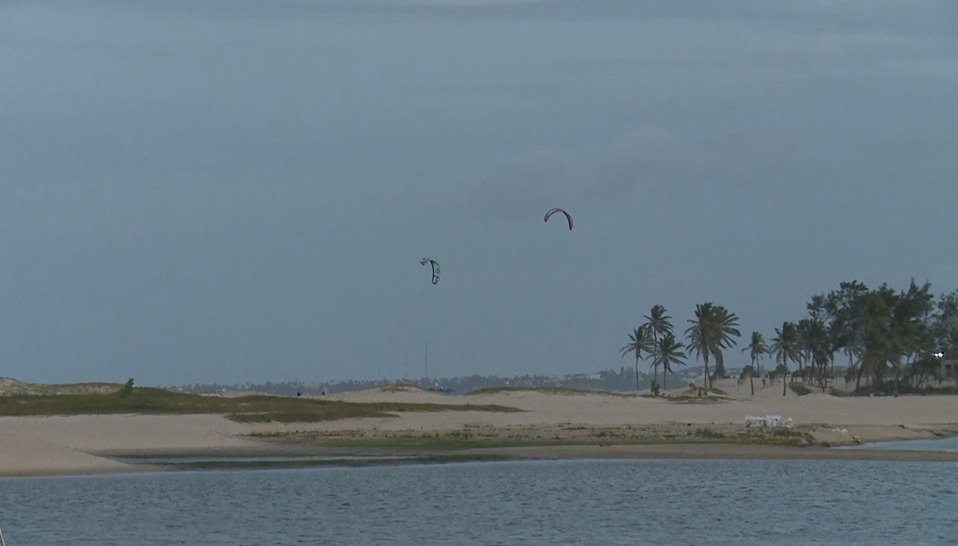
[703,354,711,390]
[855,356,865,391]
[635,356,640,392]
[830,353,836,385]
[894,357,901,397]
[652,332,659,394]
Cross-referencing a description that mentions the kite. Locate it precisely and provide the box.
[544,207,573,230]
[420,258,440,285]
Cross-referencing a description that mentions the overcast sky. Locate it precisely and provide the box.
[3,0,957,386]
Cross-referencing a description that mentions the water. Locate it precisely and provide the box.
[2,459,957,545]
[842,436,958,452]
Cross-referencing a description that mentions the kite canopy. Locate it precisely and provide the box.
[544,207,573,230]
[420,258,440,285]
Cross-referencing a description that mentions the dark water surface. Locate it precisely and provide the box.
[2,458,957,545]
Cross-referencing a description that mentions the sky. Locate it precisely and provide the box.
[2,0,957,386]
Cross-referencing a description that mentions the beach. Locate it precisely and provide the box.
[2,379,958,476]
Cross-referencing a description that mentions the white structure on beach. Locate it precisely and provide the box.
[744,415,793,428]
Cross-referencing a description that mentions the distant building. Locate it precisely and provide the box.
[941,358,957,379]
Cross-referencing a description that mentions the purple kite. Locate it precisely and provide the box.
[544,207,573,230]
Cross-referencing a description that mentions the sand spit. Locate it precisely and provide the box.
[2,380,957,476]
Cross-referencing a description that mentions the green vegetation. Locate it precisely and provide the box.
[261,431,547,452]
[627,281,957,397]
[788,382,813,396]
[260,423,814,452]
[643,305,681,393]
[620,325,654,392]
[120,378,135,398]
[620,306,689,395]
[741,331,769,396]
[653,332,687,393]
[685,303,741,388]
[0,387,521,423]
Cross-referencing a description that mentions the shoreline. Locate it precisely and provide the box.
[4,429,958,478]
[8,443,958,479]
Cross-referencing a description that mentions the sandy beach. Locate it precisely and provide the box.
[2,379,958,476]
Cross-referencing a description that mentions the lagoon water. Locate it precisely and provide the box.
[2,459,957,545]
[840,436,958,452]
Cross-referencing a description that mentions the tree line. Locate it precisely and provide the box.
[621,280,958,396]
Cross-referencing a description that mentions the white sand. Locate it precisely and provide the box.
[0,414,258,476]
[319,379,958,435]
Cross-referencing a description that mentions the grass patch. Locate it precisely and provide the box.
[692,427,727,439]
[259,423,817,452]
[0,387,521,423]
[288,433,544,452]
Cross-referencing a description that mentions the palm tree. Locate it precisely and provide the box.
[654,332,687,392]
[685,303,717,390]
[798,318,831,389]
[685,302,741,389]
[807,293,828,322]
[931,289,958,352]
[642,305,674,393]
[710,305,741,378]
[808,293,839,382]
[770,321,799,369]
[741,331,768,396]
[825,280,870,376]
[773,363,790,396]
[770,322,799,395]
[889,280,934,396]
[738,366,758,394]
[620,325,654,392]
[796,318,812,373]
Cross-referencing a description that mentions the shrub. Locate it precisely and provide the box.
[120,378,135,398]
[788,382,812,396]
